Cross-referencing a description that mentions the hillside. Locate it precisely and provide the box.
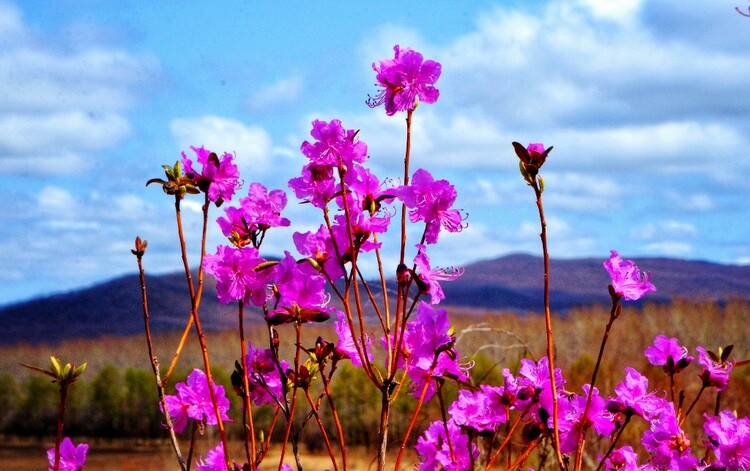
[1,254,748,345]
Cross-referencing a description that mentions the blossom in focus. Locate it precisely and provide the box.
[415,419,477,471]
[47,437,88,471]
[603,250,656,301]
[217,183,290,245]
[182,146,241,204]
[395,168,465,244]
[703,410,750,470]
[696,346,735,391]
[293,225,345,280]
[367,45,441,116]
[558,385,616,454]
[448,385,506,432]
[644,335,693,374]
[203,245,270,307]
[300,119,367,167]
[413,244,463,304]
[269,251,331,323]
[641,401,698,469]
[402,302,468,400]
[607,367,661,419]
[164,369,231,433]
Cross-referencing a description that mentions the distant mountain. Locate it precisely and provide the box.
[1,254,748,345]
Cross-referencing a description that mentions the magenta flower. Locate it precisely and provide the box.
[246,342,288,406]
[448,385,506,432]
[558,386,616,454]
[268,251,331,323]
[196,443,226,471]
[413,244,463,304]
[641,401,698,469]
[415,419,477,471]
[704,410,750,470]
[603,250,656,301]
[334,311,372,367]
[203,245,270,307]
[607,367,661,419]
[368,45,441,116]
[182,146,241,204]
[644,335,693,374]
[288,161,337,209]
[601,446,640,471]
[395,168,465,244]
[402,302,469,400]
[164,369,231,433]
[696,346,735,391]
[47,437,88,471]
[293,224,345,280]
[217,183,290,245]
[300,119,367,167]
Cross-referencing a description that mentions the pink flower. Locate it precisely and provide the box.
[47,437,88,471]
[368,45,441,116]
[334,311,372,367]
[413,244,463,304]
[293,225,346,280]
[182,146,240,204]
[697,346,735,391]
[164,369,231,433]
[246,342,288,406]
[203,245,270,307]
[415,419,477,471]
[402,302,469,400]
[644,335,693,373]
[395,168,466,244]
[704,410,750,470]
[196,443,226,471]
[607,367,661,419]
[217,183,290,245]
[603,250,656,301]
[300,119,367,167]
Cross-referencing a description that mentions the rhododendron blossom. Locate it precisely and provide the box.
[413,244,463,304]
[164,369,231,433]
[704,410,750,470]
[245,342,288,406]
[645,335,694,373]
[181,145,240,204]
[415,419,477,471]
[368,45,441,116]
[697,346,735,391]
[203,245,270,307]
[604,250,656,301]
[396,168,465,244]
[47,437,88,471]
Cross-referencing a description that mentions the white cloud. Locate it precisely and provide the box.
[170,115,277,178]
[249,76,304,110]
[0,2,160,176]
[631,220,698,241]
[643,241,693,256]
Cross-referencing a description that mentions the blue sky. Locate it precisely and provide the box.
[2,0,749,306]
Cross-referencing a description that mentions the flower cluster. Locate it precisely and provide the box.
[164,368,231,433]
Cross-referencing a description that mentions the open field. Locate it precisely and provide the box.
[1,300,748,469]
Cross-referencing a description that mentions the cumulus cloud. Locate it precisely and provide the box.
[170,115,283,178]
[248,76,304,111]
[0,2,160,176]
